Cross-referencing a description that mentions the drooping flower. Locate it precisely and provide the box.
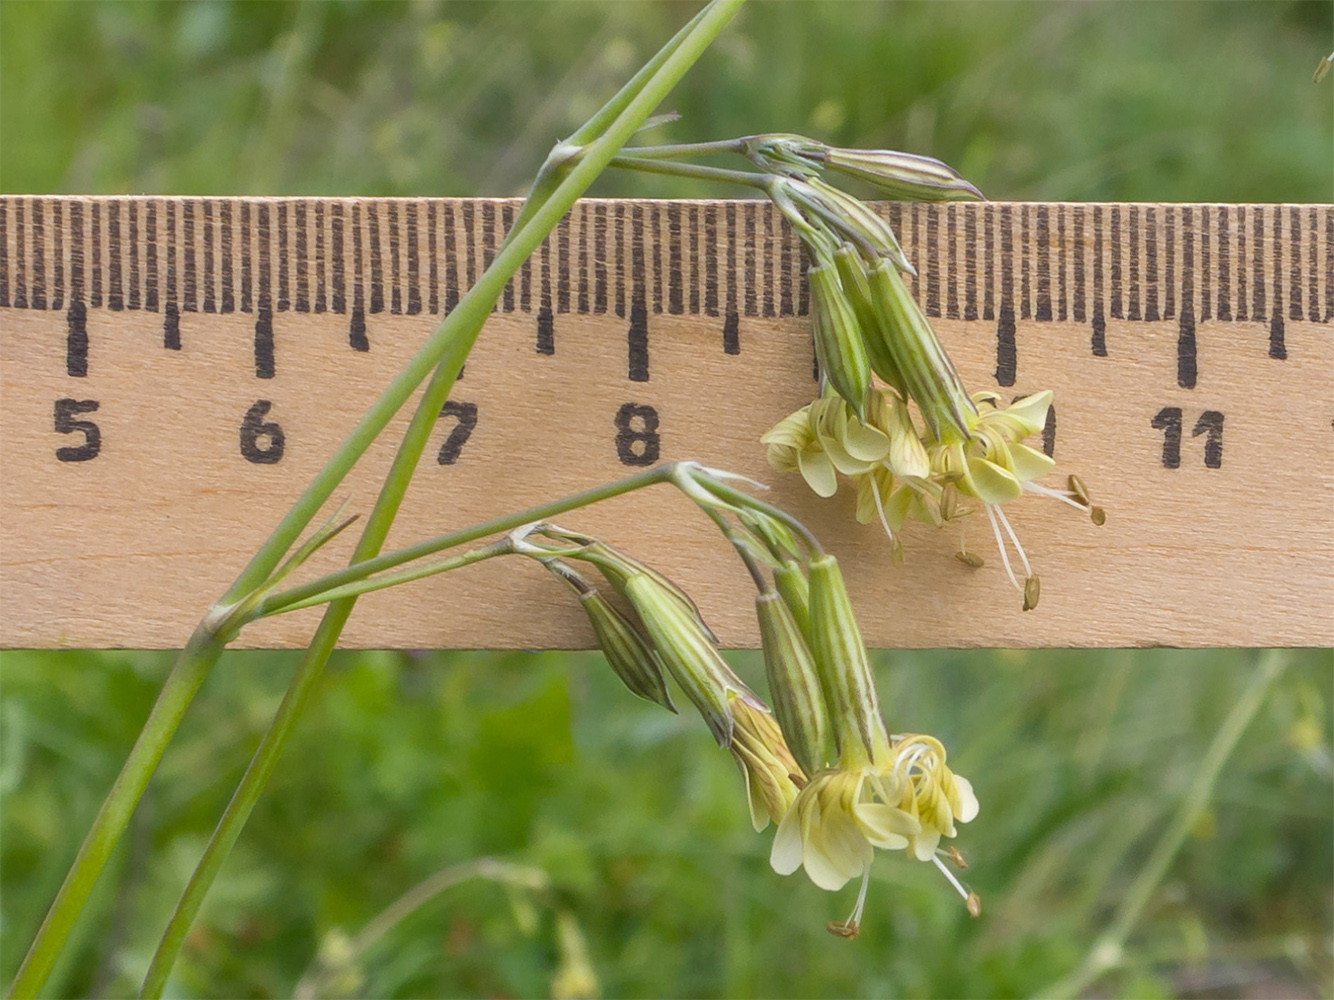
[769,766,920,891]
[925,390,1106,608]
[761,395,889,498]
[729,694,805,832]
[883,734,979,862]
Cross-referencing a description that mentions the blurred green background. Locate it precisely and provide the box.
[2,2,1331,998]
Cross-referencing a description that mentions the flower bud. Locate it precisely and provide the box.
[832,244,907,397]
[822,147,984,202]
[865,259,975,443]
[806,555,891,767]
[772,559,811,640]
[580,541,720,644]
[757,591,831,777]
[798,177,912,272]
[623,572,761,748]
[809,263,871,419]
[578,589,677,713]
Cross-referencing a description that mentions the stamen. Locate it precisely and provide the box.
[827,867,873,938]
[994,505,1033,578]
[869,474,898,547]
[931,853,971,902]
[941,845,969,869]
[1022,480,1089,512]
[983,503,1022,591]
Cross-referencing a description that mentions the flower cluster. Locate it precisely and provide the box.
[742,133,1103,608]
[514,467,980,936]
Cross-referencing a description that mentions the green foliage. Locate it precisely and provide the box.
[1,2,1331,997]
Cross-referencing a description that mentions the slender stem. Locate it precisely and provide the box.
[257,465,678,616]
[503,1,715,240]
[6,626,225,999]
[696,505,768,592]
[610,154,769,189]
[220,0,726,606]
[138,5,746,994]
[693,475,824,557]
[618,138,748,159]
[269,542,512,616]
[293,858,547,1000]
[1033,650,1289,1000]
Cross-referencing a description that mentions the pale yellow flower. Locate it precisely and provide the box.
[884,734,980,861]
[769,767,920,891]
[761,395,889,498]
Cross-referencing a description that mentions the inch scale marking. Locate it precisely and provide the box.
[1,197,1330,649]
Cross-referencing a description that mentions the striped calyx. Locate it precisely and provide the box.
[806,555,890,768]
[808,262,870,420]
[577,589,676,713]
[865,258,976,444]
[756,591,830,777]
[623,572,762,749]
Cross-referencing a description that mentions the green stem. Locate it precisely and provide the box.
[610,154,768,189]
[293,858,547,1000]
[618,138,748,159]
[688,472,824,557]
[222,1,726,609]
[699,505,769,593]
[1033,650,1289,1000]
[258,464,679,617]
[138,4,746,994]
[5,626,224,999]
[269,541,513,616]
[503,1,716,240]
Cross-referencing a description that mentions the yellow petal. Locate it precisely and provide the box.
[840,413,892,464]
[910,826,941,862]
[805,807,869,890]
[765,444,800,474]
[797,448,839,498]
[854,802,916,849]
[770,805,805,875]
[885,484,916,531]
[1008,442,1056,483]
[952,775,980,824]
[964,456,1023,505]
[990,390,1052,440]
[854,473,880,525]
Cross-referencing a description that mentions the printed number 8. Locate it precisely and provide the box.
[615,403,660,466]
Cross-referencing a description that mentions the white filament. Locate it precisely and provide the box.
[994,505,1033,578]
[1023,480,1088,512]
[931,854,971,901]
[984,503,1021,591]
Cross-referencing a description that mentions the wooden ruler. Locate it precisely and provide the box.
[1,197,1330,649]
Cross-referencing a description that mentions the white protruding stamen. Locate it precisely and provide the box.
[984,503,1021,591]
[931,853,971,902]
[870,474,898,547]
[848,867,872,926]
[1023,480,1088,512]
[994,505,1033,578]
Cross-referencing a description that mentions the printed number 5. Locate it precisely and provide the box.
[54,399,101,462]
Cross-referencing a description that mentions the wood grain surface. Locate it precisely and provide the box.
[1,197,1330,649]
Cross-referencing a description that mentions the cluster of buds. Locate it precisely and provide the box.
[510,464,980,936]
[737,134,1104,608]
